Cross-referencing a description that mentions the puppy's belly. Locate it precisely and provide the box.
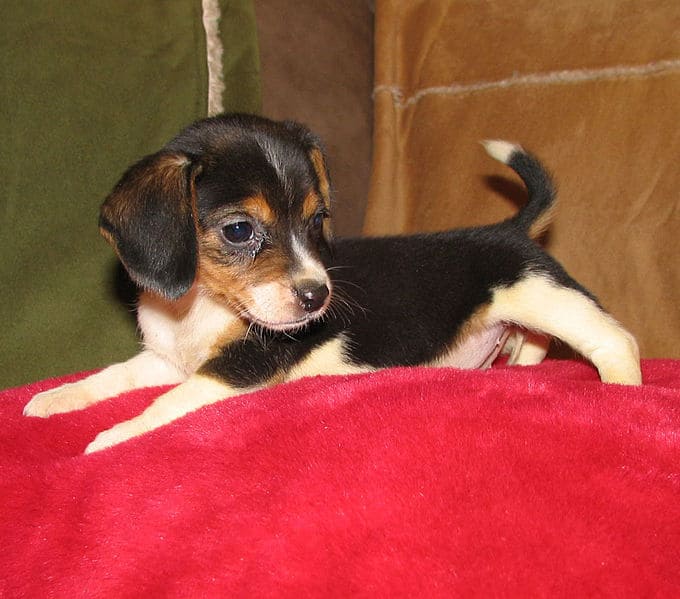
[432,324,510,370]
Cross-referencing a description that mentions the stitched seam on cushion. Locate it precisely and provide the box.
[373,58,680,108]
[202,0,225,116]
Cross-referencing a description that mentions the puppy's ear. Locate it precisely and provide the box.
[99,151,200,300]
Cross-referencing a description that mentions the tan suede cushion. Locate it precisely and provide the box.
[365,0,680,358]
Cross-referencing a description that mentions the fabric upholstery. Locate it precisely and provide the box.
[365,0,680,358]
[1,1,261,387]
[1,360,679,595]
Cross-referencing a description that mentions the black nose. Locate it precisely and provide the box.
[295,280,330,313]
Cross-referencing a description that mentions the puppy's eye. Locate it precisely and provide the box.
[222,221,254,244]
[312,210,328,230]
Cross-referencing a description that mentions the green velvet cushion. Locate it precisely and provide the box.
[1,1,261,387]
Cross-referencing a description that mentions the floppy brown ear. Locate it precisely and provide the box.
[99,151,199,300]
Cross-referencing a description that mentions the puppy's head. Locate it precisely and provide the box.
[100,114,333,331]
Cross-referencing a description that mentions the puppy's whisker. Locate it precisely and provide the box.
[331,284,368,317]
[335,280,364,311]
[330,294,356,318]
[325,265,352,272]
[325,287,366,328]
[244,320,257,344]
[331,276,364,293]
[222,298,266,347]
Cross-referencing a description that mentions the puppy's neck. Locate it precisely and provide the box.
[137,284,242,376]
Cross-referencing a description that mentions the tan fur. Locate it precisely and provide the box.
[302,191,323,221]
[287,336,373,380]
[197,244,328,329]
[196,194,330,329]
[24,350,185,417]
[504,330,551,366]
[137,286,242,375]
[84,373,237,453]
[198,229,288,301]
[527,203,556,240]
[239,194,277,227]
[309,148,331,205]
[101,153,192,225]
[487,275,641,384]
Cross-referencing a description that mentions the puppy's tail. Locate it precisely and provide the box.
[482,140,556,239]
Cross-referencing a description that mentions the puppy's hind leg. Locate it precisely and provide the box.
[504,329,551,366]
[488,275,641,385]
[23,350,185,418]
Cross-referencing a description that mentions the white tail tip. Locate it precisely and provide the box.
[481,140,522,164]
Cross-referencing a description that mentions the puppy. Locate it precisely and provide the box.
[24,113,641,453]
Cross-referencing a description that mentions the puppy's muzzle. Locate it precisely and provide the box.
[294,280,330,313]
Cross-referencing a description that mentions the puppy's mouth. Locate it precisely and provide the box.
[245,280,332,332]
[249,312,324,332]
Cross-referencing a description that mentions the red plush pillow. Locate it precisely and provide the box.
[1,360,679,596]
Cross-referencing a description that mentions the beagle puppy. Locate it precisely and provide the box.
[24,113,641,453]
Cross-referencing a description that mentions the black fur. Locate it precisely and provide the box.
[99,152,199,299]
[100,114,328,300]
[104,114,600,389]
[505,149,555,232]
[200,225,592,387]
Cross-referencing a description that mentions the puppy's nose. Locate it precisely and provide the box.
[294,280,329,313]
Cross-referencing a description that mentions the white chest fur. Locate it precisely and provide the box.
[136,286,239,376]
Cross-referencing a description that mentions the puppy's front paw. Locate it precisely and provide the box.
[84,428,120,454]
[23,383,96,418]
[84,420,142,454]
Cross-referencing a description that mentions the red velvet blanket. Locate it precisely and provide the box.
[1,360,679,597]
